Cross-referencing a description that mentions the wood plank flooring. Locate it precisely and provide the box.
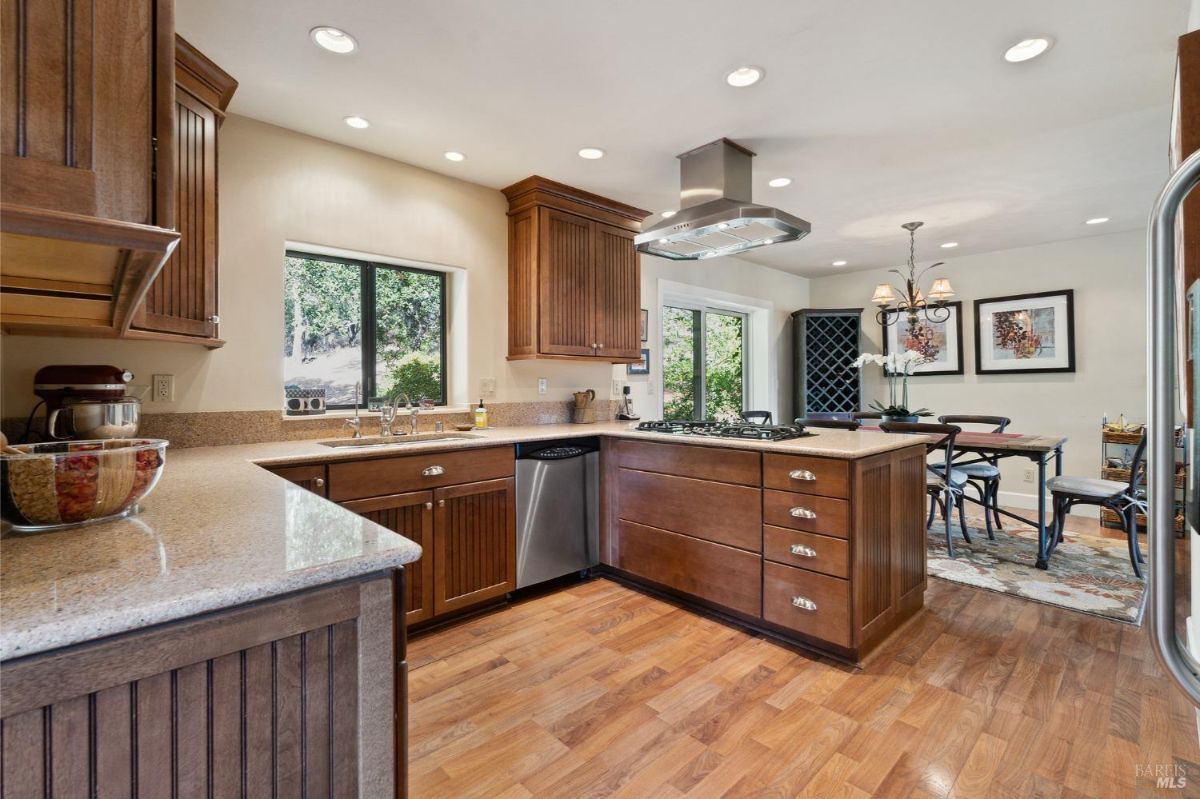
[409,518,1200,798]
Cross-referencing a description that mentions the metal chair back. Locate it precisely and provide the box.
[880,421,963,482]
[937,414,1011,434]
[796,417,861,431]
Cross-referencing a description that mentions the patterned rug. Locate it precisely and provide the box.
[927,515,1147,624]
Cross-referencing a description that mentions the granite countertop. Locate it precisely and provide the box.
[0,421,924,661]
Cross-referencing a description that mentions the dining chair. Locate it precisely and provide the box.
[880,421,971,555]
[795,417,861,431]
[850,411,883,422]
[935,415,1012,540]
[740,411,773,425]
[1046,432,1147,577]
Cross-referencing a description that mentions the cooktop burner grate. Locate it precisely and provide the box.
[634,420,814,441]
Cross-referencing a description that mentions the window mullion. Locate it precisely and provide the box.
[362,263,376,406]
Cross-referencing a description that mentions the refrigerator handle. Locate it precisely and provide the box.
[1149,147,1200,707]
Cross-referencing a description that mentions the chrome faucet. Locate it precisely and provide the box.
[390,392,416,435]
[409,403,420,435]
[344,381,363,438]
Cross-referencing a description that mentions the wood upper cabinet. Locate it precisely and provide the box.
[434,478,516,615]
[503,176,649,362]
[0,0,180,338]
[130,35,237,347]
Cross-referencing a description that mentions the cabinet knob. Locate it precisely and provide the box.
[791,595,818,612]
[313,477,325,488]
[789,544,817,557]
[788,469,817,481]
[592,342,598,349]
[438,499,446,507]
[424,502,433,510]
[209,314,220,324]
[422,465,445,477]
[789,507,817,519]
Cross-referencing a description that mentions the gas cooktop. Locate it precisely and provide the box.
[634,420,813,442]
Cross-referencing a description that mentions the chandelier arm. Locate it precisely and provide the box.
[922,303,952,324]
[914,262,945,283]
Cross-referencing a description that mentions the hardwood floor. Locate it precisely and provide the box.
[408,516,1199,798]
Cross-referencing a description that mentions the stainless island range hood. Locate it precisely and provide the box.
[635,138,811,260]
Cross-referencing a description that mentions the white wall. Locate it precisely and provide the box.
[0,115,615,416]
[808,229,1147,508]
[618,256,811,423]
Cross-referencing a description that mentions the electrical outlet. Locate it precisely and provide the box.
[1023,467,1035,483]
[537,377,548,395]
[152,374,174,402]
[479,377,497,397]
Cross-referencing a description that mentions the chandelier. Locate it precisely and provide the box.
[871,221,955,327]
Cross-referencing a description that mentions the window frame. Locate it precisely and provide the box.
[285,249,448,409]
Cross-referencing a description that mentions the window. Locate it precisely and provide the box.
[662,305,747,422]
[283,251,446,408]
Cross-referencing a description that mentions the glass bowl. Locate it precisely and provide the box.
[1,439,168,532]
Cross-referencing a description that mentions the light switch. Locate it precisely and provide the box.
[537,378,548,395]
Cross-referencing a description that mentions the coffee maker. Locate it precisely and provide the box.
[34,365,136,440]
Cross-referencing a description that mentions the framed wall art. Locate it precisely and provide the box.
[640,308,649,341]
[627,348,650,375]
[974,289,1075,374]
[881,301,964,376]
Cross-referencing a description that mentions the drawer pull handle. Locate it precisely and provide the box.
[438,499,446,508]
[313,477,325,488]
[422,465,445,477]
[790,544,817,557]
[788,469,817,481]
[789,507,817,519]
[791,596,818,612]
[424,502,433,510]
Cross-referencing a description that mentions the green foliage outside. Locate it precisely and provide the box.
[385,353,442,404]
[662,307,745,422]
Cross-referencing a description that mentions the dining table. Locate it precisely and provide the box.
[865,428,1069,569]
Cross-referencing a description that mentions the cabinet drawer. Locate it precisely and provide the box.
[615,439,760,486]
[616,521,761,618]
[618,468,761,551]
[763,561,851,648]
[763,490,850,539]
[763,454,849,498]
[763,526,849,579]
[266,464,327,497]
[328,446,515,501]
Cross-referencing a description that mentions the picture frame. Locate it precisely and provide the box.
[881,301,964,376]
[627,348,650,375]
[974,289,1075,374]
[640,309,649,341]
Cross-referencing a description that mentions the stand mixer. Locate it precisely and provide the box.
[33,364,137,440]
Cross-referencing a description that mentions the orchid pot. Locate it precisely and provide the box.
[851,350,933,422]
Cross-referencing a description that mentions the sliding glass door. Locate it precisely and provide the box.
[662,305,747,421]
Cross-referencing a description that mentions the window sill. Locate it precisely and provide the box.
[280,407,471,421]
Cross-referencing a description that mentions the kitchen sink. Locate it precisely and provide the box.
[319,432,483,449]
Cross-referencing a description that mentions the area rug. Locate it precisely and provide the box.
[927,515,1147,624]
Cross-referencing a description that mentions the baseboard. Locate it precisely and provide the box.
[995,489,1100,519]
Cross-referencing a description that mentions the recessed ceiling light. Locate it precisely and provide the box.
[940,242,959,249]
[343,116,369,129]
[832,260,847,267]
[661,210,677,218]
[658,238,669,244]
[310,26,357,54]
[726,66,764,88]
[578,147,605,160]
[768,177,791,188]
[444,151,466,162]
[1004,37,1052,63]
[1085,217,1110,225]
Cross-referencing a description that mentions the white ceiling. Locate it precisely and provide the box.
[178,0,1190,277]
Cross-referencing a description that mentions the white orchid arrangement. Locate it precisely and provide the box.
[851,349,931,418]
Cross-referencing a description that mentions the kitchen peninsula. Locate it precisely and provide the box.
[0,422,925,794]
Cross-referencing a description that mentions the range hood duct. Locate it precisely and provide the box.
[634,138,810,261]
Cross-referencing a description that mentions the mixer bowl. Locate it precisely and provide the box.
[1,439,168,532]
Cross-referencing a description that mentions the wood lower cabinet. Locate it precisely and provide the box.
[0,574,404,797]
[604,439,927,663]
[342,491,436,625]
[434,478,517,615]
[502,176,649,363]
[265,462,328,496]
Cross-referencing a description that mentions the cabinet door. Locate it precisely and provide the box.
[341,491,435,625]
[433,478,516,615]
[538,208,596,356]
[136,86,218,338]
[594,223,641,360]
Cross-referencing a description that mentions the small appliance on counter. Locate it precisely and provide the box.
[572,389,596,424]
[33,365,136,440]
[616,385,639,420]
[284,385,327,416]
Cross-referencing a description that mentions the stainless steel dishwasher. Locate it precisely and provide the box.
[515,437,600,588]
